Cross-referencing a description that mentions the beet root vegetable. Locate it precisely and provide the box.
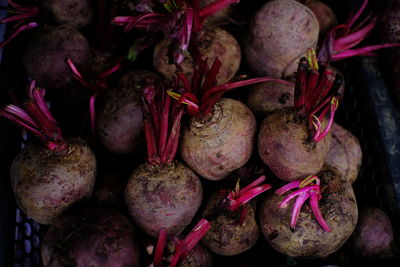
[24,25,90,89]
[96,70,160,154]
[351,207,394,258]
[245,0,319,78]
[201,176,271,256]
[42,0,93,28]
[153,26,241,85]
[246,80,295,116]
[258,108,331,181]
[325,123,362,184]
[41,206,141,267]
[181,98,256,180]
[1,84,96,224]
[126,161,202,237]
[258,56,342,181]
[260,166,358,258]
[125,83,203,238]
[304,0,337,36]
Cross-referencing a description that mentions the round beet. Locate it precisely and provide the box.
[325,123,362,184]
[41,206,141,267]
[304,0,337,36]
[180,244,213,267]
[96,70,159,154]
[245,0,319,78]
[125,161,203,238]
[153,26,241,85]
[258,108,331,181]
[11,138,96,224]
[201,193,259,256]
[246,80,294,116]
[351,207,394,258]
[42,0,93,28]
[260,166,358,258]
[24,25,90,89]
[181,98,256,181]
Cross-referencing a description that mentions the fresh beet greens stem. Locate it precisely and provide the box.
[169,219,211,267]
[226,175,271,211]
[0,82,64,150]
[170,58,294,116]
[0,22,37,49]
[142,83,185,165]
[317,0,400,63]
[154,228,167,267]
[293,52,342,142]
[275,176,331,232]
[66,58,121,133]
[199,0,239,21]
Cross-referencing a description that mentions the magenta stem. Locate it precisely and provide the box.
[199,0,239,20]
[275,181,301,195]
[238,175,266,197]
[169,219,211,267]
[346,0,368,28]
[290,192,309,230]
[0,22,38,49]
[154,228,167,267]
[89,94,97,135]
[279,185,319,208]
[332,43,400,60]
[309,191,332,232]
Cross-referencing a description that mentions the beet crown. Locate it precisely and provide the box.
[294,50,342,142]
[317,0,400,63]
[112,0,239,63]
[168,57,293,116]
[153,218,211,267]
[142,81,185,165]
[0,81,64,150]
[67,57,123,132]
[275,175,331,232]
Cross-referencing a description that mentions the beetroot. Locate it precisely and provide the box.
[96,70,160,154]
[201,176,271,255]
[181,98,256,180]
[174,59,289,181]
[325,123,362,184]
[258,56,341,181]
[246,80,295,116]
[1,84,96,224]
[41,206,141,267]
[24,25,91,89]
[260,166,358,258]
[351,207,394,258]
[153,26,241,85]
[245,0,319,78]
[125,82,203,238]
[304,0,337,36]
[42,0,93,28]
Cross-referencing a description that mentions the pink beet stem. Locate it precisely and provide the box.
[229,185,271,211]
[0,109,46,140]
[238,175,266,197]
[7,0,23,8]
[238,207,248,226]
[275,181,301,195]
[158,92,170,158]
[169,219,211,267]
[310,115,322,141]
[313,101,337,142]
[89,94,97,134]
[154,228,167,267]
[0,22,37,49]
[163,108,184,164]
[142,98,160,164]
[200,58,222,98]
[346,0,368,28]
[293,59,308,112]
[199,0,239,20]
[334,19,376,50]
[289,192,310,230]
[98,60,123,79]
[0,11,36,23]
[332,43,400,60]
[279,185,319,209]
[174,8,193,63]
[177,72,192,92]
[309,191,331,232]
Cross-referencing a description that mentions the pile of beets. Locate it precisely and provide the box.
[0,0,398,266]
